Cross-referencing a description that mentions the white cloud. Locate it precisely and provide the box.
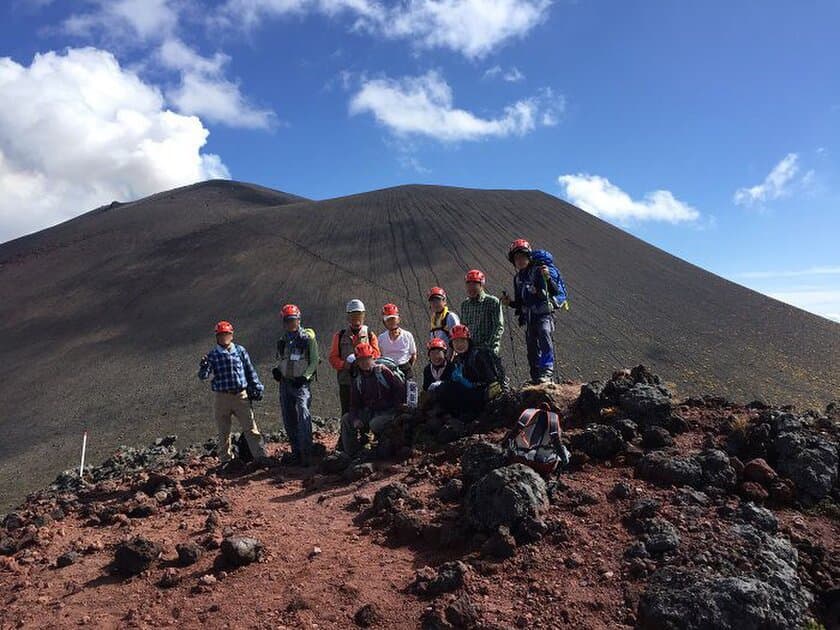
[736,266,840,280]
[484,65,525,82]
[349,71,560,142]
[0,48,229,243]
[558,173,700,224]
[63,0,180,43]
[59,3,275,129]
[377,0,549,58]
[217,0,550,58]
[158,39,276,129]
[733,153,802,207]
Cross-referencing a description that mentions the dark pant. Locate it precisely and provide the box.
[526,313,555,383]
[280,380,313,460]
[339,383,351,416]
[437,382,487,418]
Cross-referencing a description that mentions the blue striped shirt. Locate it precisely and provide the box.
[198,344,263,393]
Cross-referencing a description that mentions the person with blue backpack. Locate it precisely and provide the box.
[501,239,568,384]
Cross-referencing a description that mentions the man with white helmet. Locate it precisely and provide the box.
[329,299,381,414]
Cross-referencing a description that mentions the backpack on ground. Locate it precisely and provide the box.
[504,404,569,476]
[355,357,406,393]
[233,432,254,463]
[530,249,569,310]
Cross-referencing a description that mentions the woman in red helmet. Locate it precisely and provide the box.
[435,324,505,419]
[422,337,454,394]
[427,286,460,349]
[377,303,417,380]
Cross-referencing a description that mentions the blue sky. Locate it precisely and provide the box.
[1,0,838,321]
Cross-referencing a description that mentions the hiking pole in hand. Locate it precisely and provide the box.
[502,291,518,374]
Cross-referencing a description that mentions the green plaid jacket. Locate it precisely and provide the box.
[460,292,504,355]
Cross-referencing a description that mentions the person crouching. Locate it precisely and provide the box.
[339,342,406,457]
[436,324,505,420]
[421,337,453,407]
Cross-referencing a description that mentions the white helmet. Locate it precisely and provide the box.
[346,299,366,313]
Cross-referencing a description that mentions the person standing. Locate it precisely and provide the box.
[329,299,381,415]
[428,287,460,347]
[501,239,560,384]
[460,269,504,356]
[271,304,319,466]
[198,320,268,466]
[377,303,417,380]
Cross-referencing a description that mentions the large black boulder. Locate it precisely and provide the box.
[618,383,672,427]
[636,452,703,488]
[773,431,838,506]
[465,464,547,534]
[461,441,507,485]
[569,424,624,459]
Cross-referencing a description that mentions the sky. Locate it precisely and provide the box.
[1,0,838,322]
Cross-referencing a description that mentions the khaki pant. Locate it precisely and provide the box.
[214,391,266,463]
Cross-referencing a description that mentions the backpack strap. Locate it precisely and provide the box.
[547,411,561,442]
[517,408,541,429]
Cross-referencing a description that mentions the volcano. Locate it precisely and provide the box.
[1,179,837,509]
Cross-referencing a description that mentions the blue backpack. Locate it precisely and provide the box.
[531,249,568,310]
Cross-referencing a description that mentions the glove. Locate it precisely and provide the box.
[487,381,502,400]
[247,386,264,402]
[271,367,283,382]
[345,354,356,365]
[428,381,442,391]
[200,356,209,370]
[292,376,308,388]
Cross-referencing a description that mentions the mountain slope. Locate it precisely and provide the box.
[0,180,837,509]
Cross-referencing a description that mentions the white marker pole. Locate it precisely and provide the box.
[79,431,88,477]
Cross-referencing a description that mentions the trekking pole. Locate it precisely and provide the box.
[502,291,518,373]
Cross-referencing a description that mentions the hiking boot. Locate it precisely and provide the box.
[279,452,301,466]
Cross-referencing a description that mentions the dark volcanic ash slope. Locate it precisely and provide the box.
[0,180,838,509]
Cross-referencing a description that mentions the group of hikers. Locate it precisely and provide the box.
[199,239,568,468]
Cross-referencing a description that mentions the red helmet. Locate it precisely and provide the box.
[428,287,447,300]
[427,338,448,352]
[215,320,234,334]
[381,303,399,319]
[281,304,301,320]
[355,342,375,359]
[465,269,485,284]
[508,238,532,263]
[450,324,471,340]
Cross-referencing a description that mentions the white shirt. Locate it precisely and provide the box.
[378,329,417,365]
